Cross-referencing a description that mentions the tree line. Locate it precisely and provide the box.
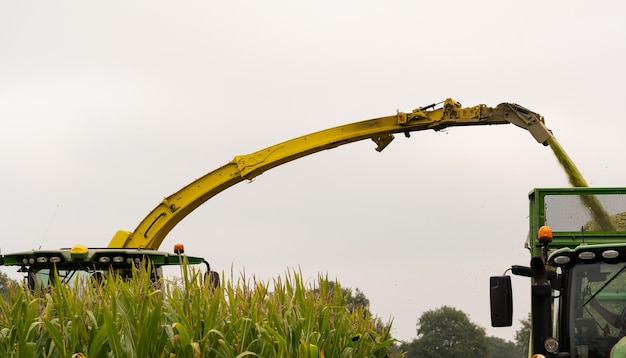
[326,280,530,357]
[397,305,530,358]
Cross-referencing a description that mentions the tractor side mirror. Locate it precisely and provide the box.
[490,275,513,327]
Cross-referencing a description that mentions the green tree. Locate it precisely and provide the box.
[398,338,419,357]
[515,313,531,357]
[325,281,370,312]
[488,336,522,358]
[346,287,370,311]
[400,306,489,358]
[324,281,394,339]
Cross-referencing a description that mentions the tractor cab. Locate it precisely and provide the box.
[491,187,626,357]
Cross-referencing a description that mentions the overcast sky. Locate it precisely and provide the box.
[2,1,626,342]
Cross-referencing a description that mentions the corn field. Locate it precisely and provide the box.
[0,268,401,357]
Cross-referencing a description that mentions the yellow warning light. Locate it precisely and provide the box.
[70,244,89,259]
[173,243,185,254]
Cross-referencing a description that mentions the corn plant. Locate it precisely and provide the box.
[0,267,402,357]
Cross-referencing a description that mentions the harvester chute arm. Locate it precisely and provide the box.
[109,98,552,249]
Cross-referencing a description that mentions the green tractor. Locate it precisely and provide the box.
[491,187,626,357]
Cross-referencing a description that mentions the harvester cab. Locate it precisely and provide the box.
[491,187,626,358]
[0,244,219,291]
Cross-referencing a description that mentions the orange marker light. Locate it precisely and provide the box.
[173,243,185,254]
[538,225,553,244]
[538,226,553,239]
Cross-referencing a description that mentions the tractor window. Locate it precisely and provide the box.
[569,262,626,357]
[27,264,163,291]
[29,267,98,290]
[28,268,50,291]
